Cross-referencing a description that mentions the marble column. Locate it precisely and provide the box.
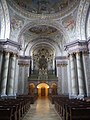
[70,54,78,96]
[7,54,16,96]
[62,64,68,95]
[53,57,55,74]
[76,52,85,97]
[57,64,62,94]
[31,57,34,71]
[0,52,10,96]
[24,66,29,94]
[18,65,25,94]
[0,51,3,82]
[13,57,19,96]
[56,65,59,77]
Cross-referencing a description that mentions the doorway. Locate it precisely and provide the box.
[37,83,49,97]
[41,87,45,96]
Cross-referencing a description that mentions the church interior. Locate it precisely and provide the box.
[0,0,90,120]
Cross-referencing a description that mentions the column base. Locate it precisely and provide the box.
[7,94,17,99]
[69,95,78,99]
[77,94,85,99]
[0,94,7,99]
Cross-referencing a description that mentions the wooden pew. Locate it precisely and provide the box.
[53,95,90,120]
[0,108,13,120]
[0,98,29,120]
[0,94,36,120]
[66,105,90,120]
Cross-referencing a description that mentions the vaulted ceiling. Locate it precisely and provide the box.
[13,0,78,14]
[7,0,80,57]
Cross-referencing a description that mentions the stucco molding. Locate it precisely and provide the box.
[64,40,88,54]
[0,38,21,53]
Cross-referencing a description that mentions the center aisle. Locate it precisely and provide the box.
[22,97,62,120]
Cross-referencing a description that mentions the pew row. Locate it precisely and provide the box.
[0,95,37,120]
[50,95,90,120]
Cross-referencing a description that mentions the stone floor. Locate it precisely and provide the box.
[22,97,62,120]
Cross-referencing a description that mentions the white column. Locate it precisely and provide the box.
[13,57,19,96]
[0,52,10,96]
[76,52,85,96]
[57,65,62,94]
[24,66,29,94]
[68,60,72,98]
[62,64,68,95]
[21,66,25,94]
[56,66,59,77]
[53,57,55,74]
[70,54,78,96]
[31,57,33,71]
[0,52,3,82]
[82,52,89,96]
[7,54,16,96]
[18,65,25,94]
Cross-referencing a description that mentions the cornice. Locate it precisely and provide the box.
[64,40,87,50]
[0,39,21,53]
[19,56,31,60]
[56,57,68,67]
[0,39,21,49]
[57,62,67,67]
[64,40,88,54]
[55,56,67,60]
[18,56,30,66]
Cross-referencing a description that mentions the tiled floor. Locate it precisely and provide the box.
[22,97,62,120]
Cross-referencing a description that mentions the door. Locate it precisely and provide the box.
[41,87,45,96]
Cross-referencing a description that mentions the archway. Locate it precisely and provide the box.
[51,83,57,95]
[37,83,49,97]
[28,83,35,96]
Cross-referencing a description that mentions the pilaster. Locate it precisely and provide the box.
[18,56,30,94]
[56,56,68,95]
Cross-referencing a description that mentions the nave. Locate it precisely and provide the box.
[22,97,61,120]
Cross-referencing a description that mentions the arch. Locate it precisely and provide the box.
[76,0,90,40]
[86,5,90,39]
[37,83,49,97]
[24,38,61,56]
[25,39,56,55]
[0,0,10,39]
[17,20,69,44]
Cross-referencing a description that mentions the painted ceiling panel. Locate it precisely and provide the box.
[29,25,57,35]
[14,0,76,14]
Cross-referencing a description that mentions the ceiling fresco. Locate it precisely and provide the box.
[29,25,57,35]
[14,0,76,14]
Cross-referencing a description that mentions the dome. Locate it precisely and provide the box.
[13,0,78,14]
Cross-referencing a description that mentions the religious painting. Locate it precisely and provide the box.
[14,0,75,14]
